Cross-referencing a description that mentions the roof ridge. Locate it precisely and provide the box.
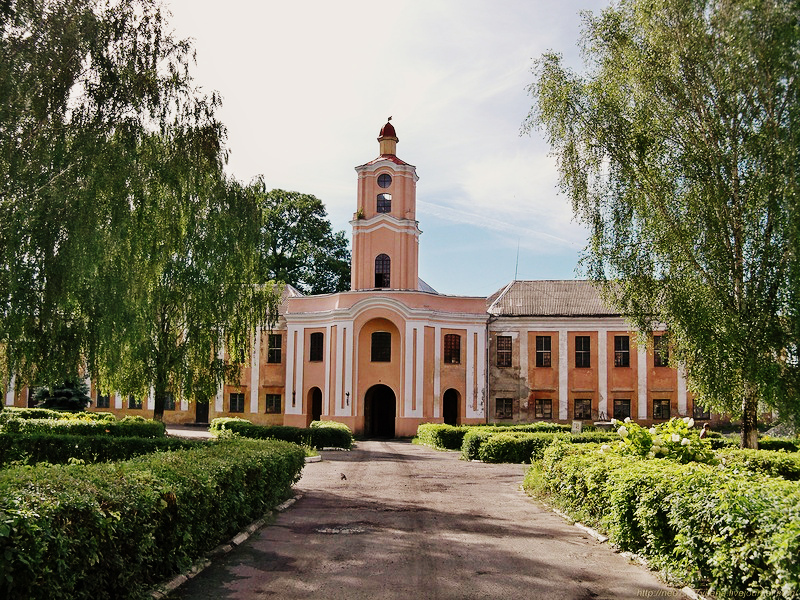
[487,279,516,314]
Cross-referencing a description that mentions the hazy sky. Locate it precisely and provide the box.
[165,0,611,296]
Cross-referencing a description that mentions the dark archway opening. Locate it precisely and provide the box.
[443,388,460,426]
[308,387,322,425]
[364,384,396,438]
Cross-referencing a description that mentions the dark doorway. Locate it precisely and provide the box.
[443,388,460,426]
[364,384,396,438]
[195,401,209,424]
[309,387,322,424]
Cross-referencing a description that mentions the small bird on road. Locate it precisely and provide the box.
[340,473,347,480]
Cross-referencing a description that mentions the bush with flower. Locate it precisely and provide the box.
[604,416,716,464]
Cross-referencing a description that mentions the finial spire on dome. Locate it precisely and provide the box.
[378,117,398,155]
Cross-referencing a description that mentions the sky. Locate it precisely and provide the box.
[165,0,611,296]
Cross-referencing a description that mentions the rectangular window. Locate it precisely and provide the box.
[265,394,281,414]
[267,334,282,364]
[495,397,513,419]
[614,335,630,367]
[496,336,512,367]
[230,392,245,413]
[574,398,592,420]
[534,398,552,419]
[654,334,669,367]
[653,398,670,420]
[96,391,110,409]
[613,398,631,420]
[693,403,711,420]
[444,334,461,364]
[535,336,552,367]
[309,332,324,362]
[128,395,142,409]
[163,392,175,411]
[371,331,392,362]
[575,336,591,368]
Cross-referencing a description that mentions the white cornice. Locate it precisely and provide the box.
[350,214,421,236]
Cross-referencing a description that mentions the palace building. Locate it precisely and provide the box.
[4,120,711,434]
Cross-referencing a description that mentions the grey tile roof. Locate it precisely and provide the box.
[486,280,619,317]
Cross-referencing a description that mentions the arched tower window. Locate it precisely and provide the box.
[377,193,391,213]
[375,254,390,288]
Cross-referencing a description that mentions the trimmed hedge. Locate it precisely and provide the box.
[718,448,800,481]
[476,431,618,463]
[0,415,165,438]
[0,407,116,423]
[0,433,202,466]
[0,438,305,600]
[210,417,353,449]
[529,442,800,599]
[416,424,471,450]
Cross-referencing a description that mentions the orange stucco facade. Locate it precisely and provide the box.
[2,120,716,432]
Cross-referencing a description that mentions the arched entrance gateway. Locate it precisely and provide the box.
[363,384,396,438]
[443,388,460,426]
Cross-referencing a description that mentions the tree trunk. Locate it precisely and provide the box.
[740,386,759,449]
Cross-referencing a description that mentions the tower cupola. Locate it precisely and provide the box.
[378,117,398,156]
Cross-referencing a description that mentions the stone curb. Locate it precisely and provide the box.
[150,494,303,599]
[305,455,322,463]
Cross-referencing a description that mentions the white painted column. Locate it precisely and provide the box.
[519,329,529,390]
[677,366,688,416]
[404,322,425,418]
[558,329,568,420]
[249,326,261,414]
[180,397,189,412]
[404,322,415,416]
[637,345,648,420]
[115,392,122,410]
[286,326,304,415]
[5,375,15,406]
[334,323,345,416]
[433,325,441,418]
[344,324,354,416]
[597,330,608,419]
[475,326,486,418]
[466,326,476,417]
[148,386,155,410]
[215,345,224,412]
[323,325,331,416]
[414,324,424,418]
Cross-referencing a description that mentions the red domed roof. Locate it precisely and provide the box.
[379,119,397,139]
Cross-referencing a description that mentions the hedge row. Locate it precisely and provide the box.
[0,415,165,438]
[0,438,305,600]
[476,431,618,463]
[0,433,202,466]
[717,448,800,481]
[529,442,800,599]
[417,422,572,452]
[0,407,116,423]
[210,417,353,449]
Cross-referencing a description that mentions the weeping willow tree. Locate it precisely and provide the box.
[524,0,800,448]
[0,0,277,420]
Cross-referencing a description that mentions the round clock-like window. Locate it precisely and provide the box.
[377,173,392,188]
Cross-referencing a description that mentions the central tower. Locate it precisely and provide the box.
[350,118,421,291]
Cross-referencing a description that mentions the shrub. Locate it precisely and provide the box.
[209,418,352,449]
[611,417,716,464]
[416,424,470,450]
[33,378,91,410]
[529,444,800,599]
[0,433,202,466]
[759,437,800,452]
[0,438,305,600]
[0,408,115,424]
[717,448,800,481]
[464,429,617,463]
[1,416,165,438]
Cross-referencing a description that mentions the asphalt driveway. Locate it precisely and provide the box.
[169,440,688,600]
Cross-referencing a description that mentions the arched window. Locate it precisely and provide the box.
[375,254,390,288]
[377,193,391,213]
[371,331,391,362]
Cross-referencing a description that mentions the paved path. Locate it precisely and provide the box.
[170,441,688,600]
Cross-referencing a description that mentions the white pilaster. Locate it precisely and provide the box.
[466,326,476,417]
[404,322,415,415]
[519,329,529,389]
[215,345,224,412]
[5,375,14,406]
[433,325,441,418]
[637,345,648,420]
[148,387,155,410]
[597,330,608,419]
[323,325,331,416]
[181,397,189,411]
[114,392,123,410]
[250,326,261,414]
[558,329,568,420]
[334,323,345,416]
[475,327,486,418]
[344,324,353,416]
[677,366,688,416]
[414,324,424,418]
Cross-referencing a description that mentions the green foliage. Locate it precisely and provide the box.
[610,417,716,464]
[758,437,800,452]
[416,424,471,450]
[461,427,615,462]
[0,438,304,599]
[1,416,165,438]
[0,407,114,423]
[718,448,800,481]
[254,184,351,294]
[525,0,800,446]
[33,379,91,411]
[0,433,201,466]
[209,417,352,449]
[530,446,800,598]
